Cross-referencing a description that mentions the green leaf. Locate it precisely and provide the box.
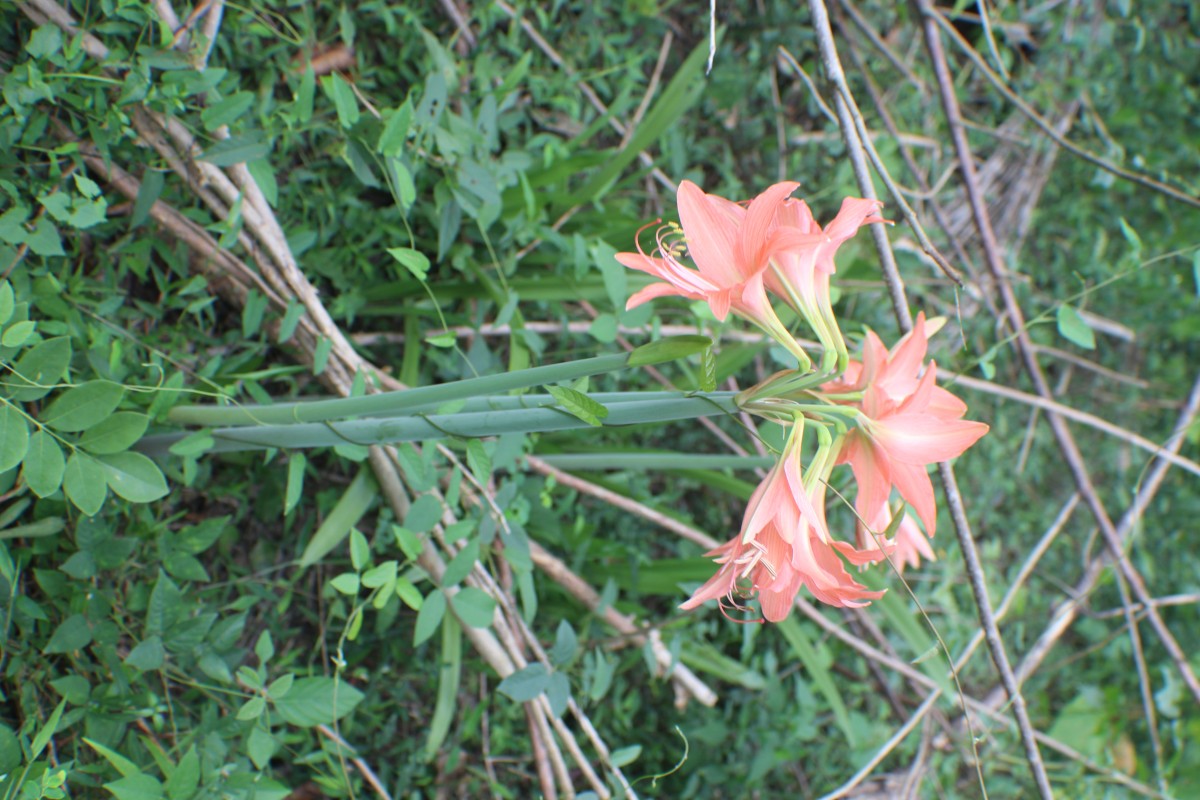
[131,168,164,228]
[610,745,642,768]
[377,103,412,156]
[247,159,278,206]
[700,346,717,392]
[424,613,461,761]
[24,430,65,497]
[278,299,305,343]
[0,724,21,774]
[546,384,608,427]
[201,91,255,131]
[330,572,360,595]
[41,380,126,432]
[0,404,30,472]
[165,747,200,800]
[170,521,221,560]
[776,617,856,746]
[393,525,422,560]
[349,528,370,571]
[1,319,35,347]
[8,335,72,401]
[294,66,315,123]
[414,588,446,646]
[395,577,422,610]
[566,35,711,205]
[450,586,496,628]
[105,773,165,800]
[31,701,66,760]
[246,727,277,770]
[361,560,397,590]
[84,736,140,777]
[0,208,27,246]
[267,673,294,700]
[322,73,360,128]
[1056,304,1096,350]
[124,636,165,671]
[387,247,430,281]
[425,331,456,348]
[0,282,12,325]
[45,613,92,653]
[588,313,618,344]
[74,173,102,199]
[255,630,275,664]
[497,663,549,702]
[78,412,149,454]
[199,133,270,167]
[237,696,266,720]
[167,430,213,457]
[26,217,64,256]
[404,494,443,533]
[284,453,306,515]
[300,468,376,567]
[628,335,713,367]
[548,620,577,666]
[26,24,63,57]
[466,439,491,484]
[98,452,169,502]
[242,288,269,338]
[272,676,364,727]
[64,451,107,515]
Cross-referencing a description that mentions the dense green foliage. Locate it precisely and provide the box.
[1,1,1198,798]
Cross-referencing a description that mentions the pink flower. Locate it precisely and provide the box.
[857,504,936,574]
[616,181,817,364]
[825,313,988,537]
[680,425,886,621]
[763,197,887,369]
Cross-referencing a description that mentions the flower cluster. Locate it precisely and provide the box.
[617,181,988,622]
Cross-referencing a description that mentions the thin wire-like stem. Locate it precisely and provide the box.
[916,0,1200,710]
[807,1,1053,796]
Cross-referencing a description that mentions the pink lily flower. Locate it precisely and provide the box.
[856,503,937,574]
[763,197,887,370]
[825,314,988,537]
[616,180,817,365]
[681,424,887,621]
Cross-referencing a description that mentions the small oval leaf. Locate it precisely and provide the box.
[98,452,168,503]
[41,381,126,433]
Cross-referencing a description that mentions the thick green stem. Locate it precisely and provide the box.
[140,393,741,456]
[534,453,775,471]
[167,353,633,427]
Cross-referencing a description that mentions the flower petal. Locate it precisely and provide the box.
[625,282,693,310]
[677,181,744,287]
[741,181,800,271]
[824,197,886,245]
